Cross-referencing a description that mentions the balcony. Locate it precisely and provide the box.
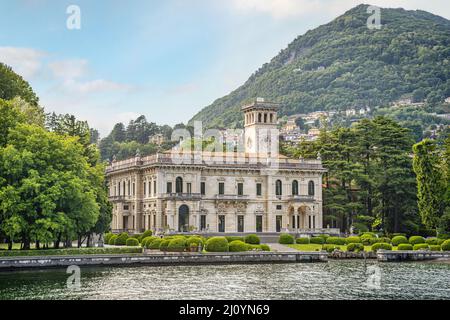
[162,193,202,200]
[287,195,315,202]
[109,195,134,202]
[215,194,249,201]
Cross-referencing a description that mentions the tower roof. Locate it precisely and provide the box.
[241,98,280,112]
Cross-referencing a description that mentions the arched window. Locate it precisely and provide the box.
[264,113,267,123]
[176,177,183,193]
[292,180,299,195]
[258,113,262,123]
[308,181,315,196]
[275,180,282,196]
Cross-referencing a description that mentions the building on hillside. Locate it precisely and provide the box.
[106,99,329,234]
[149,133,166,145]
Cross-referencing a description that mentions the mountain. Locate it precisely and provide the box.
[189,4,450,128]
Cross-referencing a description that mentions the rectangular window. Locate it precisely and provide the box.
[276,205,282,210]
[148,181,151,196]
[313,216,316,229]
[200,215,207,231]
[218,215,225,232]
[309,216,312,229]
[153,181,157,195]
[167,182,172,194]
[200,182,206,195]
[132,183,135,196]
[123,205,129,211]
[238,215,244,232]
[256,216,263,233]
[187,183,192,194]
[256,183,262,196]
[237,183,243,196]
[276,216,282,233]
[143,182,146,196]
[219,182,225,195]
[292,215,296,229]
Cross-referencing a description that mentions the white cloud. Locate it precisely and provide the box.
[48,59,88,80]
[61,79,133,95]
[0,46,46,78]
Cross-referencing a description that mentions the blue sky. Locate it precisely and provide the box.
[1,0,449,136]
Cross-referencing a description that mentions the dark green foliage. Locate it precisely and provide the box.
[397,244,413,250]
[371,243,392,252]
[409,236,425,245]
[229,240,249,252]
[441,240,450,251]
[347,243,364,252]
[413,243,429,250]
[205,237,229,252]
[296,237,310,244]
[244,234,260,245]
[429,245,442,251]
[0,247,143,257]
[310,237,325,244]
[126,238,139,247]
[279,234,295,244]
[167,238,187,252]
[326,237,346,245]
[0,63,39,105]
[425,238,439,245]
[141,236,156,247]
[104,233,114,244]
[159,239,171,251]
[391,236,409,246]
[114,233,129,246]
[147,238,163,249]
[108,235,118,245]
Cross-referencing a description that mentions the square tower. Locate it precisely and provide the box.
[242,98,280,155]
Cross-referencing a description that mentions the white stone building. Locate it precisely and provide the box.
[106,100,328,234]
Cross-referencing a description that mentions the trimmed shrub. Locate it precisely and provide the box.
[322,244,337,253]
[296,237,310,244]
[141,230,153,240]
[104,233,114,244]
[159,239,171,251]
[437,238,446,246]
[247,244,263,251]
[260,244,270,251]
[413,243,429,251]
[141,236,157,247]
[409,236,425,245]
[225,236,244,243]
[326,237,346,245]
[114,232,129,246]
[131,234,142,242]
[397,244,413,251]
[186,236,205,247]
[279,234,295,244]
[440,239,450,251]
[126,238,139,247]
[371,243,392,252]
[147,238,162,250]
[310,237,325,244]
[391,236,408,246]
[205,237,229,252]
[360,232,377,238]
[430,245,442,252]
[425,238,438,245]
[347,243,364,252]
[229,240,249,252]
[167,238,187,252]
[345,236,361,244]
[108,235,118,245]
[245,234,260,245]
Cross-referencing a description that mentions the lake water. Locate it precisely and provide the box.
[0,260,449,300]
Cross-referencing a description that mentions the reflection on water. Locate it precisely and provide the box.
[0,260,449,300]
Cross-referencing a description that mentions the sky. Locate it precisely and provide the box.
[1,0,450,137]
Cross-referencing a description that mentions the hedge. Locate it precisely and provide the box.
[425,238,439,245]
[108,235,118,245]
[310,237,325,244]
[141,236,157,248]
[413,243,429,251]
[397,244,413,251]
[205,237,229,252]
[104,233,114,244]
[296,237,310,244]
[147,238,162,250]
[345,236,361,244]
[429,245,442,252]
[391,236,408,246]
[114,232,129,246]
[347,243,364,252]
[229,240,249,252]
[244,234,260,245]
[409,236,425,245]
[441,240,450,251]
[225,236,244,243]
[159,239,171,251]
[167,238,187,252]
[279,234,294,244]
[260,244,270,251]
[0,247,143,257]
[126,238,139,246]
[326,237,346,245]
[371,243,392,252]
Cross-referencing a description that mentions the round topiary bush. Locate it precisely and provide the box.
[108,234,118,245]
[397,244,413,251]
[205,237,229,252]
[296,237,310,244]
[186,236,205,247]
[409,236,425,245]
[279,234,294,244]
[440,239,450,251]
[126,238,139,246]
[260,244,270,251]
[167,238,187,252]
[225,236,244,243]
[322,244,337,253]
[345,236,361,244]
[438,238,446,245]
[413,243,429,251]
[141,236,156,247]
[229,240,249,252]
[347,243,364,252]
[104,232,114,244]
[391,235,408,246]
[371,243,392,252]
[159,239,171,251]
[429,245,441,252]
[326,237,346,245]
[310,237,325,244]
[140,230,153,240]
[147,238,162,249]
[114,232,129,246]
[244,234,260,245]
[425,238,438,245]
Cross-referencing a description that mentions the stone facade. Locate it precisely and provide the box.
[106,100,327,234]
